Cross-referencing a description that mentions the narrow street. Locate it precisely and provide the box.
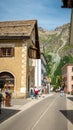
[0,93,70,130]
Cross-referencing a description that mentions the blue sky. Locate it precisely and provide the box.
[0,0,71,30]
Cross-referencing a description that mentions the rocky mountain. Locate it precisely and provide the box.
[38,23,73,77]
[39,23,72,56]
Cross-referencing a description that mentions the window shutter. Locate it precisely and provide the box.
[11,48,14,56]
[0,48,2,57]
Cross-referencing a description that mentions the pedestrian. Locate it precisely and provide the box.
[60,87,64,96]
[5,87,12,107]
[38,87,42,97]
[30,86,34,99]
[42,88,45,98]
[34,87,38,99]
[0,88,4,114]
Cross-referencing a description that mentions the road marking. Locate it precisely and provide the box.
[31,95,59,130]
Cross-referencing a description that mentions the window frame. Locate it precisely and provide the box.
[71,76,73,80]
[0,47,14,57]
[72,84,73,89]
[72,67,73,72]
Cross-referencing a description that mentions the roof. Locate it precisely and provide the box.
[0,20,37,38]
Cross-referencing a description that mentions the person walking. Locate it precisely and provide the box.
[30,87,34,99]
[0,88,4,114]
[5,87,12,107]
[34,87,38,99]
[60,87,64,96]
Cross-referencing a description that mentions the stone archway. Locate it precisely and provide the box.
[0,71,14,91]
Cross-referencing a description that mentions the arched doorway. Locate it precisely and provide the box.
[0,71,14,91]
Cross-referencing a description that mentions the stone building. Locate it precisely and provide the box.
[0,20,40,98]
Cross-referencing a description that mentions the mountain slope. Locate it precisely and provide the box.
[38,23,73,77]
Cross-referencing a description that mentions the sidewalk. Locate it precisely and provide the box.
[0,93,53,124]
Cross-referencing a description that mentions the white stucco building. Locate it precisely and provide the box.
[35,59,41,88]
[34,53,47,91]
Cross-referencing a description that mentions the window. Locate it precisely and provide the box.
[72,67,73,72]
[28,47,37,59]
[71,76,73,80]
[0,47,14,57]
[72,85,73,89]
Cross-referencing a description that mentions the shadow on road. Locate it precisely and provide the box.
[0,108,20,123]
[60,110,73,124]
[67,97,73,102]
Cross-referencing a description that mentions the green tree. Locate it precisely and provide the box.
[56,75,62,87]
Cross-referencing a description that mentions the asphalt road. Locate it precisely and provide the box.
[0,94,68,130]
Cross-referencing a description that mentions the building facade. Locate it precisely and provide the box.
[0,20,40,98]
[34,53,47,89]
[35,59,41,88]
[62,63,73,93]
[41,53,47,85]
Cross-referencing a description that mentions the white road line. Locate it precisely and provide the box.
[31,95,59,130]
